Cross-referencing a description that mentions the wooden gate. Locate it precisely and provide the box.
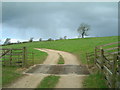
[86,42,120,88]
[0,47,34,67]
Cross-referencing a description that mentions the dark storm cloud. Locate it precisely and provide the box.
[2,2,118,40]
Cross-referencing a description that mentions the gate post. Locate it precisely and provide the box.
[112,54,117,88]
[32,52,34,65]
[10,49,12,66]
[23,47,27,67]
[100,48,104,71]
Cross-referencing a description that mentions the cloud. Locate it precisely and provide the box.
[2,2,118,40]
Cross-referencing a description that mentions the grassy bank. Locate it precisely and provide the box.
[36,75,60,88]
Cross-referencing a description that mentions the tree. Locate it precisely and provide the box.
[17,40,21,43]
[64,36,67,39]
[59,37,63,40]
[39,38,42,41]
[77,23,90,38]
[29,37,34,42]
[47,38,53,41]
[4,38,11,45]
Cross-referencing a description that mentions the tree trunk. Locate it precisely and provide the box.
[82,31,85,38]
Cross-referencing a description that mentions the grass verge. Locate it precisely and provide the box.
[36,75,60,88]
[2,66,22,86]
[83,71,108,88]
[58,54,64,64]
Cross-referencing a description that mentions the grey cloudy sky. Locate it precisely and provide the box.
[1,2,118,42]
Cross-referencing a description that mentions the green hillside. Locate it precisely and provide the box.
[2,36,119,87]
[3,36,118,64]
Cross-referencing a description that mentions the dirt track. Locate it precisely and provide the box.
[37,48,80,65]
[6,48,88,88]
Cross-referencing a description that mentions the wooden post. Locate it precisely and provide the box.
[111,54,117,88]
[86,53,89,68]
[18,52,20,66]
[100,48,104,71]
[94,47,97,65]
[10,49,12,66]
[3,50,5,66]
[23,47,26,67]
[118,55,120,88]
[32,52,34,65]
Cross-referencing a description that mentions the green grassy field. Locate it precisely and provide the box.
[2,36,119,87]
[2,36,118,64]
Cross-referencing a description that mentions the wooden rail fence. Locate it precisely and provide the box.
[0,47,34,67]
[86,42,120,88]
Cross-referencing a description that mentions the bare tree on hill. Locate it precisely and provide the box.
[64,36,67,39]
[17,40,21,43]
[77,23,90,38]
[29,37,34,42]
[4,38,11,45]
[39,38,42,41]
[47,38,53,41]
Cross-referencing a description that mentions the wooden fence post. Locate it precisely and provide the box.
[112,54,117,88]
[94,47,97,65]
[23,47,27,67]
[32,52,34,65]
[100,48,104,71]
[86,53,89,68]
[10,49,12,66]
[3,50,5,66]
[118,55,120,88]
